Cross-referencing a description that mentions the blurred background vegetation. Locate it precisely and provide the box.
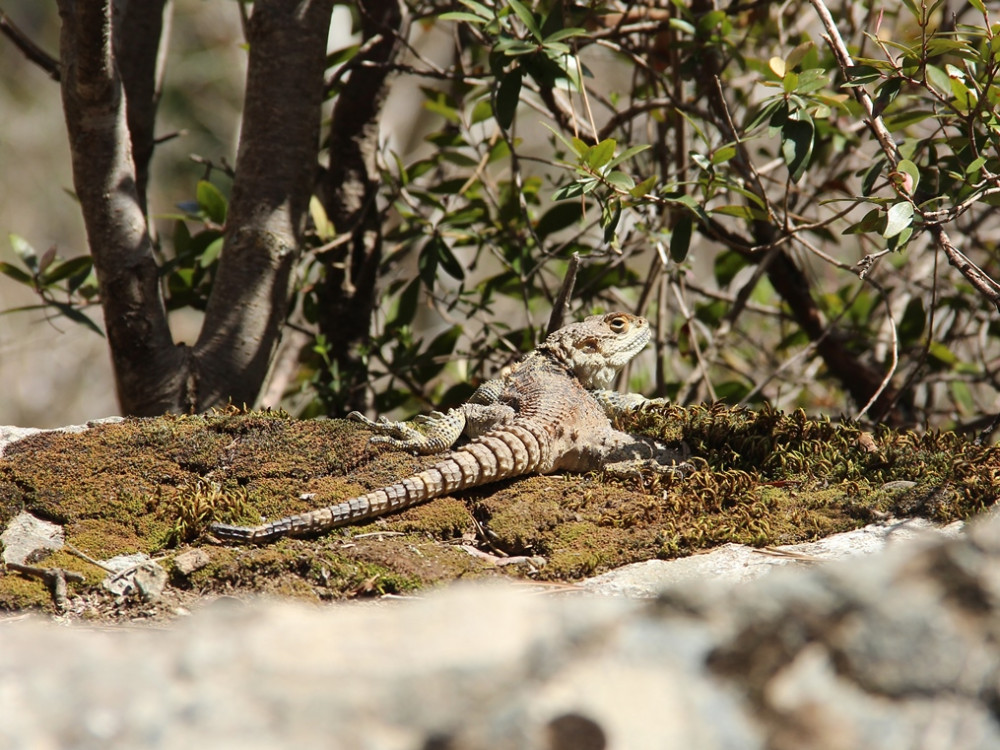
[2,0,999,436]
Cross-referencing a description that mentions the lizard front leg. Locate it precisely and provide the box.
[588,389,669,419]
[349,402,517,455]
[348,408,468,455]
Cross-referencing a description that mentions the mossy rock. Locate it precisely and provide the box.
[0,404,995,617]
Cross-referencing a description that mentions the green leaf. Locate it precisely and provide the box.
[386,278,421,329]
[423,91,461,123]
[949,76,977,110]
[668,18,695,35]
[540,121,578,155]
[898,297,925,346]
[51,302,105,337]
[883,201,914,239]
[884,110,934,131]
[781,117,814,182]
[435,236,465,281]
[896,158,920,194]
[605,144,650,170]
[713,250,747,287]
[745,99,783,132]
[439,11,488,23]
[927,341,958,368]
[585,138,616,170]
[670,214,694,263]
[425,325,461,361]
[199,237,224,268]
[966,155,988,175]
[535,203,583,238]
[471,99,494,125]
[925,65,952,95]
[174,220,192,256]
[886,225,913,251]
[711,145,737,164]
[9,234,38,272]
[710,204,769,221]
[553,181,586,201]
[629,175,657,198]
[605,171,635,190]
[310,195,336,241]
[543,27,587,43]
[494,68,522,129]
[861,159,886,196]
[950,380,975,415]
[0,261,33,285]
[785,40,814,71]
[843,208,884,235]
[507,0,542,40]
[196,181,228,224]
[794,69,829,95]
[782,70,799,94]
[326,44,360,68]
[872,78,902,116]
[41,256,93,285]
[602,199,622,243]
[457,0,494,19]
[844,65,882,86]
[418,238,439,288]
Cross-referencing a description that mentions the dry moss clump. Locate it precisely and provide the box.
[0,403,996,616]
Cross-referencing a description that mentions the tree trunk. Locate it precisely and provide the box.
[57,0,188,415]
[58,0,333,415]
[193,0,334,408]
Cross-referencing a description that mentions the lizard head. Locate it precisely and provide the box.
[540,312,651,389]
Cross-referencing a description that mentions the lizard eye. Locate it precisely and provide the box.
[607,314,629,333]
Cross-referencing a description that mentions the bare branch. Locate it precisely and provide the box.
[118,0,170,215]
[808,0,1000,313]
[0,8,60,81]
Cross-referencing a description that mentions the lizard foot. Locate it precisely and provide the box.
[603,458,694,482]
[348,409,466,454]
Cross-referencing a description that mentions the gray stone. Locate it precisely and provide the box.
[581,517,965,596]
[0,511,64,565]
[172,548,211,576]
[1,513,999,750]
[0,416,123,456]
[101,555,168,603]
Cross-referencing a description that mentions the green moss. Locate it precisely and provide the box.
[0,569,54,611]
[0,404,996,616]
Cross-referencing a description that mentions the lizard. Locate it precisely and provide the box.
[209,311,680,544]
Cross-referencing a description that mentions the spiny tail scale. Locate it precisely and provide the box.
[210,422,553,544]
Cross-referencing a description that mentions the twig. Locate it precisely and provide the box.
[807,0,899,165]
[855,289,899,421]
[64,542,117,573]
[0,9,60,81]
[5,562,84,612]
[547,253,581,336]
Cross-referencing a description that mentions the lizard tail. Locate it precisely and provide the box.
[209,423,551,544]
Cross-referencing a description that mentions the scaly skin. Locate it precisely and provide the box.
[210,312,675,544]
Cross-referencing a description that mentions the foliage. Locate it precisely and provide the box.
[3,0,1000,432]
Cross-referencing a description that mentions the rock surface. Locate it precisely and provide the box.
[581,516,966,595]
[3,512,999,750]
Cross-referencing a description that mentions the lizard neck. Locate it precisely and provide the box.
[536,343,618,390]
